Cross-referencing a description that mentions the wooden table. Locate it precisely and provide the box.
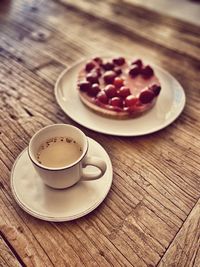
[0,1,199,266]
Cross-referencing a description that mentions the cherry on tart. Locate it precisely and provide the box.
[78,81,91,92]
[88,83,101,97]
[150,84,161,96]
[86,72,99,84]
[103,71,116,84]
[125,95,138,107]
[93,57,103,65]
[129,66,140,78]
[78,57,161,119]
[104,84,118,98]
[139,89,155,104]
[141,65,154,79]
[109,97,123,107]
[131,59,143,69]
[113,57,126,66]
[85,61,96,72]
[118,86,131,98]
[96,91,109,104]
[114,77,124,88]
[101,62,114,71]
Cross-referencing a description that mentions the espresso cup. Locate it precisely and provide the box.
[28,124,107,189]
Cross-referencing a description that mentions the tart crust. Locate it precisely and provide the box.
[79,91,156,119]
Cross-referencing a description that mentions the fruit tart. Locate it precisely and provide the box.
[77,56,161,119]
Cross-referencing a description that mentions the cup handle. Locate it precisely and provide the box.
[81,156,107,181]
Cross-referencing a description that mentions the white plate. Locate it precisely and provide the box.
[11,138,113,222]
[55,59,186,136]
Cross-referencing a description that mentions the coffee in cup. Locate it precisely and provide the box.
[36,136,82,168]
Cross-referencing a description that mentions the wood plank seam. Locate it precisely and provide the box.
[114,169,183,227]
[31,60,60,72]
[156,196,200,266]
[76,220,134,266]
[17,220,55,267]
[117,199,165,255]
[0,192,55,267]
[120,169,187,219]
[126,160,196,212]
[52,223,101,266]
[0,230,26,267]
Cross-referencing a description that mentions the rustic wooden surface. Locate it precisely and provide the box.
[0,0,200,266]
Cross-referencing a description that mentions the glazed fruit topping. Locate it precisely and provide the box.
[79,81,91,92]
[80,56,161,115]
[104,84,118,98]
[113,57,125,66]
[88,83,101,96]
[118,86,131,98]
[125,95,138,107]
[103,70,117,84]
[139,89,155,104]
[129,66,140,78]
[109,97,123,107]
[102,62,115,71]
[86,72,99,84]
[113,77,124,88]
[85,61,96,72]
[131,59,143,69]
[141,65,154,79]
[96,91,109,104]
[149,84,161,96]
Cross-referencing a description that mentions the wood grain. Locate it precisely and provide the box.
[0,0,200,266]
[158,199,200,267]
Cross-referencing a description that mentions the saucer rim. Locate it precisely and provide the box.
[10,138,113,222]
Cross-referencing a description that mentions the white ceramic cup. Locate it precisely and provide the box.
[28,124,107,189]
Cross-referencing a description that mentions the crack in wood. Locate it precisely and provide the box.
[31,59,59,72]
[0,181,5,189]
[9,113,18,121]
[23,107,33,117]
[0,231,26,267]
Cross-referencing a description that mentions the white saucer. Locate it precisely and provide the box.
[55,58,186,136]
[11,137,113,222]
